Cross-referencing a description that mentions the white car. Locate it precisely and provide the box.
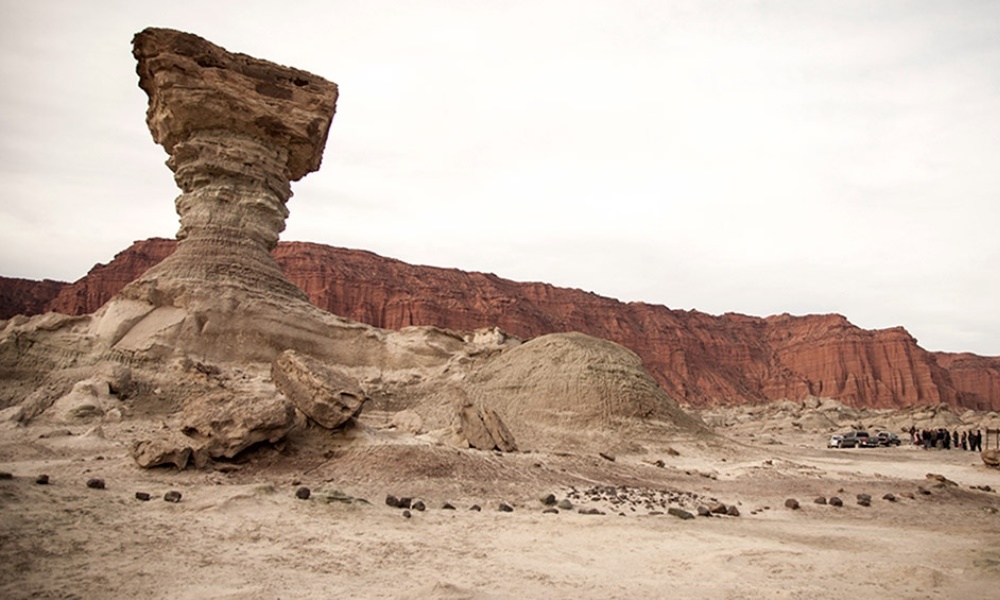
[828,434,844,448]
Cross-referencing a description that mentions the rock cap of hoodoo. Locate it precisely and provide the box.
[132,27,339,181]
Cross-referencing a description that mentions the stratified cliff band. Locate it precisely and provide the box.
[9,238,998,412]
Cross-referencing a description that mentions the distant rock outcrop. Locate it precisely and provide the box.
[0,277,66,319]
[934,353,1000,412]
[16,238,999,412]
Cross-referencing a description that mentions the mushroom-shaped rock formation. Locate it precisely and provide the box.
[77,29,478,369]
[88,28,347,362]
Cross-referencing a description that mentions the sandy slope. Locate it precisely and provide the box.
[1,418,999,599]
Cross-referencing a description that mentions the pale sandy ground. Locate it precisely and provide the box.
[2,417,999,599]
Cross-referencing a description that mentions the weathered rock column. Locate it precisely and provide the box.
[88,28,342,361]
[123,28,339,305]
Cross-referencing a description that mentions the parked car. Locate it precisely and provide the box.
[828,434,844,448]
[859,434,880,448]
[830,430,871,448]
[872,431,901,447]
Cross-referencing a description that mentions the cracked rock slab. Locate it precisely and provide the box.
[271,350,366,429]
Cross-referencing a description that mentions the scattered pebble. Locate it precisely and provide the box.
[498,502,514,512]
[557,499,573,510]
[856,494,871,507]
[0,472,12,480]
[385,494,400,508]
[578,507,604,515]
[35,474,49,485]
[38,429,72,439]
[541,493,557,506]
[667,507,694,520]
[882,493,897,502]
[926,473,958,487]
[726,505,740,517]
[135,492,151,501]
[295,487,311,500]
[542,508,559,514]
[86,478,105,490]
[469,504,481,512]
[599,452,616,462]
[164,490,182,503]
[442,502,455,510]
[412,500,426,512]
[814,496,827,505]
[402,510,411,519]
[784,498,800,510]
[829,497,844,507]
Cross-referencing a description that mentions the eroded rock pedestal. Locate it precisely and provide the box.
[92,28,347,362]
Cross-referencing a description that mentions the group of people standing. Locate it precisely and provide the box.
[909,427,983,451]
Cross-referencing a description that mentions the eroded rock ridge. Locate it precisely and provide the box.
[14,238,998,412]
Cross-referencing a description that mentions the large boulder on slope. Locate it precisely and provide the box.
[459,404,517,452]
[180,391,297,459]
[271,350,367,429]
[131,432,195,469]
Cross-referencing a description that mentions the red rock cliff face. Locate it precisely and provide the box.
[0,277,67,319]
[933,353,1000,411]
[10,238,999,411]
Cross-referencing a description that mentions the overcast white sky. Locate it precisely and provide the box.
[1,1,998,356]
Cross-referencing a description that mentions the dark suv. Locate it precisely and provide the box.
[835,430,871,448]
[872,431,901,447]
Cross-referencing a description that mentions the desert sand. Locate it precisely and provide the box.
[2,407,999,600]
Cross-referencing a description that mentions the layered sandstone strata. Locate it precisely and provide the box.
[0,277,65,319]
[126,28,336,301]
[87,29,340,361]
[21,238,1000,411]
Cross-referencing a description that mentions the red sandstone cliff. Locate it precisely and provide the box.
[5,237,998,411]
[933,353,1000,412]
[0,276,67,320]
